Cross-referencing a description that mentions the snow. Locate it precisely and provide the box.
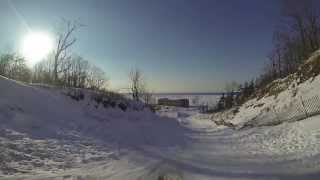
[1,74,320,179]
[0,75,187,177]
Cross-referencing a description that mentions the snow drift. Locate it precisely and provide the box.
[0,75,187,150]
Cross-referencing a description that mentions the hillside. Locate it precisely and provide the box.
[210,50,320,129]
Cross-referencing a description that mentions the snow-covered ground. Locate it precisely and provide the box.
[1,75,320,179]
[227,66,320,128]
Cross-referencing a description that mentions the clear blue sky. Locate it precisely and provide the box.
[0,0,281,92]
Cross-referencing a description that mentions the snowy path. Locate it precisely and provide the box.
[132,108,320,180]
[4,107,320,180]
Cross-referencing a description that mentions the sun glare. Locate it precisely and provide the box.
[22,32,53,66]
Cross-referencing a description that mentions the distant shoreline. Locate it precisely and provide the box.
[153,92,224,96]
[123,92,240,96]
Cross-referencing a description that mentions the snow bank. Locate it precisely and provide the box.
[0,75,187,147]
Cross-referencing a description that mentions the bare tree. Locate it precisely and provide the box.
[129,68,145,101]
[53,19,83,84]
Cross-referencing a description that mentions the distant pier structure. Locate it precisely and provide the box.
[158,98,189,107]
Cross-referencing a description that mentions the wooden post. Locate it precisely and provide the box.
[300,96,309,118]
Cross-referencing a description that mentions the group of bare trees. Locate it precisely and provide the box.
[32,20,108,90]
[32,54,108,90]
[129,68,144,101]
[259,0,320,87]
[128,68,154,104]
[0,53,31,82]
[52,20,83,83]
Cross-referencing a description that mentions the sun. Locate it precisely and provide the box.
[22,32,54,66]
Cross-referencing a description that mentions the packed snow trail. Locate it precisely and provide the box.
[6,107,320,180]
[134,108,320,180]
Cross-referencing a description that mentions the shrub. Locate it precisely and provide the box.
[118,102,127,111]
[110,101,116,108]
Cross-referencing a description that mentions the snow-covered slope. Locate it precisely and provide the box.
[0,76,187,176]
[211,51,320,128]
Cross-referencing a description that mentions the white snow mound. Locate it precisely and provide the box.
[0,75,186,147]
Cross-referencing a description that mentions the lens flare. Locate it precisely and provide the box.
[22,32,53,66]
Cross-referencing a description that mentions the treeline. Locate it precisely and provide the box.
[0,53,31,82]
[216,0,320,112]
[214,81,255,112]
[0,52,108,90]
[32,54,108,90]
[0,20,108,91]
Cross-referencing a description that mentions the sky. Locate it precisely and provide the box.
[0,0,282,93]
